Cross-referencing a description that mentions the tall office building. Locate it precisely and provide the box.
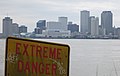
[36,20,46,34]
[58,17,68,30]
[12,23,19,35]
[101,11,113,35]
[37,20,46,30]
[3,17,13,37]
[89,16,95,34]
[80,10,90,34]
[91,17,99,36]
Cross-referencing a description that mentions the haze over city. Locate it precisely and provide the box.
[0,0,120,32]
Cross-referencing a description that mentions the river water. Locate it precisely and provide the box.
[0,39,120,76]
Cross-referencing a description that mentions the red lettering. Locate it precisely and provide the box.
[31,45,35,57]
[17,60,58,75]
[23,44,29,56]
[36,46,42,58]
[16,43,21,55]
[32,62,38,73]
[18,60,24,72]
[39,63,44,74]
[46,64,50,75]
[24,61,30,73]
[52,64,57,76]
[43,47,48,58]
[57,48,61,59]
[49,48,57,59]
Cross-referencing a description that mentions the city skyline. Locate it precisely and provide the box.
[1,13,120,39]
[0,0,120,32]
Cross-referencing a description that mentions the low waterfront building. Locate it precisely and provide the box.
[19,25,27,33]
[43,29,70,38]
[68,22,79,33]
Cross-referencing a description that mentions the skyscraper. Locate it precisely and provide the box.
[80,10,90,34]
[3,17,13,37]
[58,17,68,31]
[36,20,46,34]
[101,11,113,35]
[89,16,95,34]
[91,17,99,36]
[12,23,19,35]
[37,20,46,30]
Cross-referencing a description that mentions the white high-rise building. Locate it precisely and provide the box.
[58,17,68,30]
[91,17,99,36]
[80,10,90,34]
[3,17,13,37]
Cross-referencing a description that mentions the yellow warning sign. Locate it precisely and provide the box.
[5,37,70,76]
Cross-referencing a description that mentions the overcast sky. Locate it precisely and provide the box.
[0,0,120,32]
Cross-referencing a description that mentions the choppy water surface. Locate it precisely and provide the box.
[1,39,120,76]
